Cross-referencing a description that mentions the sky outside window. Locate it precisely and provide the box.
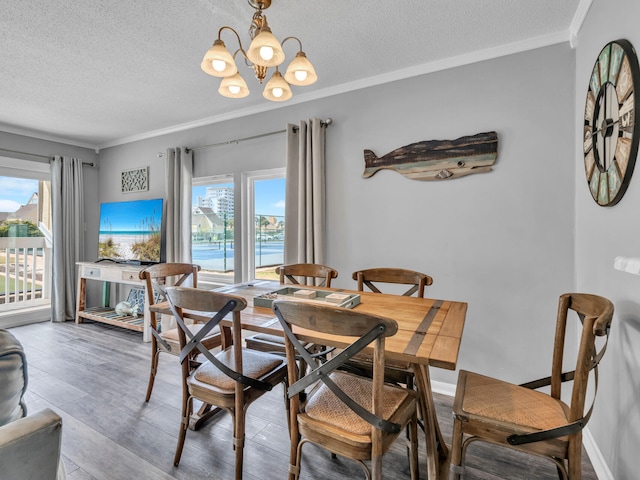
[192,178,285,217]
[0,176,38,212]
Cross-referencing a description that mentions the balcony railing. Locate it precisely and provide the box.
[0,237,51,308]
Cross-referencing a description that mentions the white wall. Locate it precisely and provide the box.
[576,1,640,478]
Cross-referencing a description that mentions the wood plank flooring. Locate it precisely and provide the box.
[8,321,599,480]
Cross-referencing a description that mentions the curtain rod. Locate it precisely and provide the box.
[187,128,287,153]
[157,118,333,157]
[0,148,95,167]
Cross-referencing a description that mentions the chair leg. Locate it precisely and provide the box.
[567,435,582,480]
[292,438,310,480]
[282,378,291,434]
[371,455,382,480]
[145,347,160,402]
[174,395,193,466]
[404,375,415,467]
[234,408,244,480]
[556,462,569,480]
[288,408,302,480]
[298,358,308,378]
[449,416,464,480]
[409,411,419,480]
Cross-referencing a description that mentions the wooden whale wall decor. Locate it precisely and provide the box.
[362,131,498,181]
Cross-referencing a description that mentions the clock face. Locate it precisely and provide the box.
[584,40,640,206]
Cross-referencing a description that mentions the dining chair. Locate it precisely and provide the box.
[165,286,288,479]
[139,263,222,402]
[346,267,433,386]
[352,267,433,298]
[277,262,339,287]
[449,293,614,480]
[272,300,419,480]
[245,263,339,356]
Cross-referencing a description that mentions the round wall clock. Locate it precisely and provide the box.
[584,39,640,206]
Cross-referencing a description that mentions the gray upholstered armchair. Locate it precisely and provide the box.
[0,329,65,480]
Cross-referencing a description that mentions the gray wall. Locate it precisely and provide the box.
[577,1,640,478]
[97,42,576,388]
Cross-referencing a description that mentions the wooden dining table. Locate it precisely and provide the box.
[150,280,467,480]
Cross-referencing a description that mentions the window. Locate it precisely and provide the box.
[246,172,285,281]
[192,175,235,284]
[192,168,285,284]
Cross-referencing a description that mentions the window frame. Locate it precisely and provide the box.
[192,167,286,284]
[192,174,235,286]
[241,167,285,282]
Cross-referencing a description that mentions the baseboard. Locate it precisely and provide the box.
[0,305,51,328]
[431,379,457,397]
[583,427,613,480]
[430,379,614,479]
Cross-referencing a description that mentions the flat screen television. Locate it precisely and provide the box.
[97,198,164,264]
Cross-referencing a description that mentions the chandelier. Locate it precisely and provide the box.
[200,0,317,102]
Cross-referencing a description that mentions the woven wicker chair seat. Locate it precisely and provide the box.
[160,324,221,355]
[460,371,570,432]
[304,372,412,436]
[244,333,285,351]
[192,347,284,391]
[162,323,220,342]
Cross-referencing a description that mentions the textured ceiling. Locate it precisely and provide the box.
[0,0,585,149]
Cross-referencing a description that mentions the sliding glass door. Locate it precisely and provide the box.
[0,157,52,325]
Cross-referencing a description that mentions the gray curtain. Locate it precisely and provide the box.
[165,147,193,263]
[284,118,327,265]
[50,156,84,322]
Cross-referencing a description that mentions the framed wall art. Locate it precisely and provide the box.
[121,166,149,193]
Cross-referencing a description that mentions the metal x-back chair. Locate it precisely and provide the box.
[449,293,614,480]
[139,262,222,403]
[352,267,433,298]
[273,300,419,480]
[245,262,339,360]
[166,286,288,479]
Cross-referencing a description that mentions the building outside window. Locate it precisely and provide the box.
[192,169,285,285]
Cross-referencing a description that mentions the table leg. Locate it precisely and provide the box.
[413,364,449,479]
[76,277,86,323]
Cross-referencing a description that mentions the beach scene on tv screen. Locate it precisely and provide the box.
[98,199,162,262]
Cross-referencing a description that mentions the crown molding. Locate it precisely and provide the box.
[98,29,571,150]
[569,0,594,48]
[0,123,97,151]
[96,101,283,150]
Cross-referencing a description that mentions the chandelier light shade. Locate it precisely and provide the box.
[219,73,250,98]
[263,70,292,101]
[284,51,317,86]
[201,40,238,77]
[246,27,285,67]
[200,0,316,102]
